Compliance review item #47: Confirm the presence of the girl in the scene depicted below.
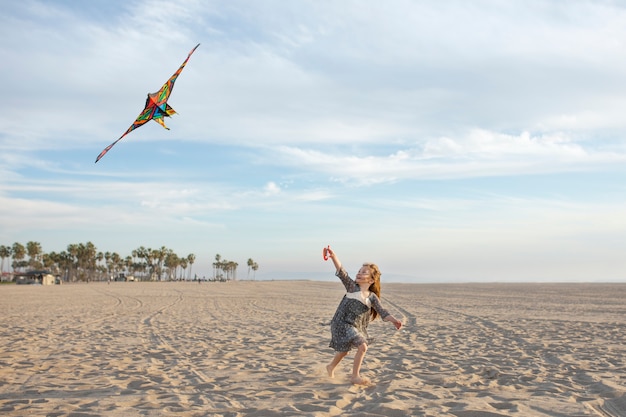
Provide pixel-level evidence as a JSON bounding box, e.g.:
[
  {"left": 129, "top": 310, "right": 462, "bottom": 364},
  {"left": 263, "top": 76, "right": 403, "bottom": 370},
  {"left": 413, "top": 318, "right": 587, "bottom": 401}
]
[{"left": 325, "top": 247, "right": 402, "bottom": 385}]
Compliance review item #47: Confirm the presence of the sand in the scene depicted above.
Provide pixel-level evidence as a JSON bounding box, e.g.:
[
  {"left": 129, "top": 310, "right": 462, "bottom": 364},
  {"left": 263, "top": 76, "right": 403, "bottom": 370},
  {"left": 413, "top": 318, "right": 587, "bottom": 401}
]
[{"left": 0, "top": 280, "right": 625, "bottom": 417}]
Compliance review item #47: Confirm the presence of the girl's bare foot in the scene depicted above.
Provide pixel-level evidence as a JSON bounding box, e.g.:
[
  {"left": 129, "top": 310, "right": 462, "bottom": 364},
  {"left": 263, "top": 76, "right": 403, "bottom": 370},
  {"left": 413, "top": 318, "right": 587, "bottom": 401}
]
[
  {"left": 351, "top": 375, "right": 371, "bottom": 385},
  {"left": 326, "top": 365, "right": 335, "bottom": 378}
]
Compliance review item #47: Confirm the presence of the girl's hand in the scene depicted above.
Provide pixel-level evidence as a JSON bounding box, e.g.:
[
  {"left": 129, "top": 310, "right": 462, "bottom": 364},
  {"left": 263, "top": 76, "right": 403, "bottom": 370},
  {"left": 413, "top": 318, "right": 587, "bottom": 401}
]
[
  {"left": 325, "top": 246, "right": 342, "bottom": 272},
  {"left": 384, "top": 315, "right": 402, "bottom": 330}
]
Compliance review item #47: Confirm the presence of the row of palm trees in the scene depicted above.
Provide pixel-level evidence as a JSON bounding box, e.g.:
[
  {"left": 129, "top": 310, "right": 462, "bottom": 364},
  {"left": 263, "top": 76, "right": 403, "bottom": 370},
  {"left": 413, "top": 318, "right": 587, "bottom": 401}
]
[
  {"left": 0, "top": 242, "right": 255, "bottom": 283},
  {"left": 212, "top": 254, "right": 238, "bottom": 281}
]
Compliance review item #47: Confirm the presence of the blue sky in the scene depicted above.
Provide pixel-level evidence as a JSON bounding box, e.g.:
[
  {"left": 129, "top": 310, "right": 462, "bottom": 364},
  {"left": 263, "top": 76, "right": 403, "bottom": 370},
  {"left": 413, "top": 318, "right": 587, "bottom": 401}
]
[{"left": 2, "top": 0, "right": 626, "bottom": 282}]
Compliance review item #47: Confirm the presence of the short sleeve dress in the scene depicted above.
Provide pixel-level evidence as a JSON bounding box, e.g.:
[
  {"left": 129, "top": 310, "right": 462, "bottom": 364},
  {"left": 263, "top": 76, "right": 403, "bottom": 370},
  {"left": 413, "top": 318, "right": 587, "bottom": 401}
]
[{"left": 329, "top": 267, "right": 390, "bottom": 352}]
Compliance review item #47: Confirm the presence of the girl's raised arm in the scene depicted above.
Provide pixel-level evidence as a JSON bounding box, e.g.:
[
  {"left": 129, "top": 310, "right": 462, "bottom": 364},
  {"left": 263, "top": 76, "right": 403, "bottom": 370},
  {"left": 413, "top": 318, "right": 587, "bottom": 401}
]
[{"left": 326, "top": 247, "right": 342, "bottom": 273}]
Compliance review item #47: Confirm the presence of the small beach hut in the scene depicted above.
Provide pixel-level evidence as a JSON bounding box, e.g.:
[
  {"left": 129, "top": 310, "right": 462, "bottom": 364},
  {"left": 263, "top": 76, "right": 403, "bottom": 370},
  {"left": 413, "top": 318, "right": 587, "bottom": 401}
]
[{"left": 15, "top": 270, "right": 56, "bottom": 285}]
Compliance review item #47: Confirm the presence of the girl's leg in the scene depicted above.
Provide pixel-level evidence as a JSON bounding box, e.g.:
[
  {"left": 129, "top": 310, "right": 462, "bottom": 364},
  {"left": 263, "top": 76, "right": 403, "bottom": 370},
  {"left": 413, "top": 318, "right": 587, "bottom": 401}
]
[
  {"left": 326, "top": 351, "right": 348, "bottom": 378},
  {"left": 351, "top": 342, "right": 370, "bottom": 385}
]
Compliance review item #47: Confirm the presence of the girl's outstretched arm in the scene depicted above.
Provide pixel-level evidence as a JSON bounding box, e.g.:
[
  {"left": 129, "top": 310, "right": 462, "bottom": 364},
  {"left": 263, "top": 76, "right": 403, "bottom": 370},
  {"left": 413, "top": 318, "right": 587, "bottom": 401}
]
[
  {"left": 384, "top": 314, "right": 403, "bottom": 330},
  {"left": 371, "top": 296, "right": 403, "bottom": 330},
  {"left": 327, "top": 247, "right": 342, "bottom": 273}
]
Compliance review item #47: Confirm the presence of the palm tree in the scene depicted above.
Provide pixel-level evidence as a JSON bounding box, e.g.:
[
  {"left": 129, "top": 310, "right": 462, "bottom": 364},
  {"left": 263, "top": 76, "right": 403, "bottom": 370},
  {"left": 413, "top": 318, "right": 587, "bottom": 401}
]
[
  {"left": 187, "top": 253, "right": 195, "bottom": 280},
  {"left": 26, "top": 241, "right": 43, "bottom": 269},
  {"left": 213, "top": 254, "right": 222, "bottom": 281},
  {"left": 252, "top": 261, "right": 259, "bottom": 280},
  {"left": 110, "top": 252, "right": 122, "bottom": 278},
  {"left": 179, "top": 258, "right": 188, "bottom": 280},
  {"left": 226, "top": 261, "right": 238, "bottom": 281},
  {"left": 77, "top": 242, "right": 97, "bottom": 281},
  {"left": 57, "top": 251, "right": 73, "bottom": 282},
  {"left": 67, "top": 244, "right": 78, "bottom": 281},
  {"left": 0, "top": 245, "right": 11, "bottom": 273},
  {"left": 145, "top": 248, "right": 155, "bottom": 280},
  {"left": 125, "top": 256, "right": 133, "bottom": 277},
  {"left": 131, "top": 249, "right": 139, "bottom": 276},
  {"left": 247, "top": 258, "right": 254, "bottom": 280},
  {"left": 164, "top": 251, "right": 179, "bottom": 280},
  {"left": 149, "top": 247, "right": 164, "bottom": 281},
  {"left": 103, "top": 251, "right": 111, "bottom": 276},
  {"left": 134, "top": 246, "right": 148, "bottom": 280},
  {"left": 96, "top": 252, "right": 104, "bottom": 279},
  {"left": 11, "top": 242, "right": 26, "bottom": 272},
  {"left": 42, "top": 252, "right": 60, "bottom": 276},
  {"left": 155, "top": 246, "right": 168, "bottom": 281}
]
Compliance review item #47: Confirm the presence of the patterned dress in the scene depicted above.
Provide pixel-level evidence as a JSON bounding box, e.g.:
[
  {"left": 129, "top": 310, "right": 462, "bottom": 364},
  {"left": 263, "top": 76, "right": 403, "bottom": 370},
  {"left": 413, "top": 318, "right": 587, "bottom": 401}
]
[{"left": 329, "top": 267, "right": 390, "bottom": 352}]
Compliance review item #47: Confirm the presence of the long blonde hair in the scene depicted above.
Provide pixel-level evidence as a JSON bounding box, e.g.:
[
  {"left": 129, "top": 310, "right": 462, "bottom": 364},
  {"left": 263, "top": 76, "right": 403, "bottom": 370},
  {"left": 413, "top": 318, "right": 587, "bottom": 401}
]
[{"left": 363, "top": 263, "right": 382, "bottom": 320}]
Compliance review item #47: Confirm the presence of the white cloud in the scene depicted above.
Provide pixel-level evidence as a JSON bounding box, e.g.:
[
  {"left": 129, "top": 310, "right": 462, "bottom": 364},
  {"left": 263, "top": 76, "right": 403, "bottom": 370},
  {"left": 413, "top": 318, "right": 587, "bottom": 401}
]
[
  {"left": 263, "top": 181, "right": 281, "bottom": 195},
  {"left": 262, "top": 129, "right": 626, "bottom": 185}
]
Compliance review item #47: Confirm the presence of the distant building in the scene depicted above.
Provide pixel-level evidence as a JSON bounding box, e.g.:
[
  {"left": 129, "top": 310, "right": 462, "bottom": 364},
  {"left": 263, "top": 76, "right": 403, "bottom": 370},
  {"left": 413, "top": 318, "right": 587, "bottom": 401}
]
[{"left": 15, "top": 270, "right": 57, "bottom": 285}]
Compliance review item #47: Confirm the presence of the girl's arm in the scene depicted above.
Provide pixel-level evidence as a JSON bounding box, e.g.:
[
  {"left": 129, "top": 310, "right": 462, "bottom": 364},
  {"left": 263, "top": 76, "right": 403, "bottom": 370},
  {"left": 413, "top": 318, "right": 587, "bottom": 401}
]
[
  {"left": 327, "top": 247, "right": 342, "bottom": 273},
  {"left": 371, "top": 296, "right": 403, "bottom": 330},
  {"left": 327, "top": 247, "right": 358, "bottom": 292},
  {"left": 383, "top": 314, "right": 403, "bottom": 330}
]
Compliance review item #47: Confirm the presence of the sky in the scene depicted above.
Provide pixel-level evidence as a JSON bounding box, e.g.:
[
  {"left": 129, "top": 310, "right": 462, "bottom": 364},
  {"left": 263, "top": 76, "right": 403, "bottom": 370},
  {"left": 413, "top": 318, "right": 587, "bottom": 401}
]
[{"left": 2, "top": 0, "right": 626, "bottom": 283}]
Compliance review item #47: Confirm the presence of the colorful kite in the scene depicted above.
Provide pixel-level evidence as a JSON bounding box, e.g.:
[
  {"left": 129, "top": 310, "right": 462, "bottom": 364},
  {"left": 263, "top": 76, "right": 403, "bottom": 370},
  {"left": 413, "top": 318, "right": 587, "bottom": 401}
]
[{"left": 95, "top": 43, "right": 200, "bottom": 163}]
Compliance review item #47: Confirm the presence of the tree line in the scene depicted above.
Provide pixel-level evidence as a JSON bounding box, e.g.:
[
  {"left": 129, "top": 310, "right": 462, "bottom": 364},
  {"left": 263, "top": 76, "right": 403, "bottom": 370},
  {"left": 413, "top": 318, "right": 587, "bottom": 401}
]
[{"left": 0, "top": 242, "right": 258, "bottom": 283}]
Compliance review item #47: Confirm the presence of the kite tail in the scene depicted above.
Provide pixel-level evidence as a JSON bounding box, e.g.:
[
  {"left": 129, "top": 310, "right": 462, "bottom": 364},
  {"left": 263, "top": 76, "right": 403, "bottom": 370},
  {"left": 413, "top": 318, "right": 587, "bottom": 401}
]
[{"left": 95, "top": 135, "right": 125, "bottom": 163}]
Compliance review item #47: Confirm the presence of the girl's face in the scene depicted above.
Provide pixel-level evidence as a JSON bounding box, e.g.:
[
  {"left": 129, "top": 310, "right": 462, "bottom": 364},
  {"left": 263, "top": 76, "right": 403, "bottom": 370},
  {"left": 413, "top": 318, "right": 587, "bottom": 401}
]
[{"left": 356, "top": 266, "right": 374, "bottom": 285}]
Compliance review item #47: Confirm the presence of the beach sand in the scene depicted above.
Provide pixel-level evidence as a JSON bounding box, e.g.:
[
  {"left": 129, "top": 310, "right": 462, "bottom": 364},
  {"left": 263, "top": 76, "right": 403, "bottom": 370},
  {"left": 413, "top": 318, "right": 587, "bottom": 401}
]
[{"left": 1, "top": 280, "right": 625, "bottom": 416}]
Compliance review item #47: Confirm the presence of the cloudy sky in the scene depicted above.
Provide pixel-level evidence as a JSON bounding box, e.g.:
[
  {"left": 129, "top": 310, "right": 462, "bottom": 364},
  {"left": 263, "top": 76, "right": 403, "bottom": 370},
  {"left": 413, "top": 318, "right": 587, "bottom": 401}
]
[{"left": 2, "top": 0, "right": 626, "bottom": 282}]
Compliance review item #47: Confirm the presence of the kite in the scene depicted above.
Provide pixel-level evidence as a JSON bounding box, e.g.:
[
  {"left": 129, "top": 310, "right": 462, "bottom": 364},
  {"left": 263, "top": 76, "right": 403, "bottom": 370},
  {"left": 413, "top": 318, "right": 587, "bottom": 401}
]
[{"left": 95, "top": 43, "right": 200, "bottom": 163}]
